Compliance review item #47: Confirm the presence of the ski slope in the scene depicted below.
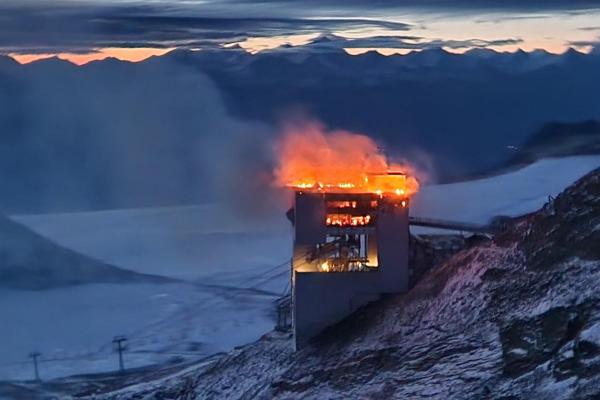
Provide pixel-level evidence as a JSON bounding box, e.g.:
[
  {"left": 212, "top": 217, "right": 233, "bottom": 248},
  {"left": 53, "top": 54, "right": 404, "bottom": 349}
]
[
  {"left": 0, "top": 281, "right": 278, "bottom": 381},
  {"left": 2, "top": 155, "right": 600, "bottom": 381},
  {"left": 410, "top": 155, "right": 600, "bottom": 231},
  {"left": 12, "top": 205, "right": 292, "bottom": 281},
  {"left": 2, "top": 207, "right": 292, "bottom": 381}
]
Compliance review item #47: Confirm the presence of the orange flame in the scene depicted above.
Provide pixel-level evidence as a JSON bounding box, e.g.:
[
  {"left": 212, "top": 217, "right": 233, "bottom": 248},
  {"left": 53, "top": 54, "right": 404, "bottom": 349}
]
[
  {"left": 273, "top": 122, "right": 419, "bottom": 196},
  {"left": 326, "top": 214, "right": 372, "bottom": 226}
]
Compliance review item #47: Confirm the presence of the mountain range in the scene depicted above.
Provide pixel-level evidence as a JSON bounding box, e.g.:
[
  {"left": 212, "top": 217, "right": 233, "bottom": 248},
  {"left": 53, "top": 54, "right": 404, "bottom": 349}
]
[{"left": 0, "top": 47, "right": 599, "bottom": 212}]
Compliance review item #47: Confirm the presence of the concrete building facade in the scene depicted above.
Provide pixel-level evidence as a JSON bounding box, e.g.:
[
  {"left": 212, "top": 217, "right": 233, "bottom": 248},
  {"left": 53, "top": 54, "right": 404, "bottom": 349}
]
[{"left": 291, "top": 191, "right": 410, "bottom": 348}]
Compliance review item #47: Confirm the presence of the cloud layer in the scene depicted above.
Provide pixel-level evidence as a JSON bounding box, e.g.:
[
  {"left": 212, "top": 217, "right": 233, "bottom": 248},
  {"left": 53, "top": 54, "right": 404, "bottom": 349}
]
[
  {"left": 0, "top": 2, "right": 410, "bottom": 53},
  {"left": 1, "top": 0, "right": 600, "bottom": 54},
  {"left": 301, "top": 34, "right": 524, "bottom": 52}
]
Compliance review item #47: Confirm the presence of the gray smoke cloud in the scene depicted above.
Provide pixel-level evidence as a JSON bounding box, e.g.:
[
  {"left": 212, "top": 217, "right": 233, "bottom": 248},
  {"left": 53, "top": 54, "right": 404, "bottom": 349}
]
[{"left": 0, "top": 56, "right": 284, "bottom": 216}]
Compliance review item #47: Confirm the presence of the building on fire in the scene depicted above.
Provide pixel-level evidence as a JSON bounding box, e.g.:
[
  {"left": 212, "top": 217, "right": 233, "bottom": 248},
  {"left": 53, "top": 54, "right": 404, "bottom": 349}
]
[{"left": 287, "top": 173, "right": 412, "bottom": 348}]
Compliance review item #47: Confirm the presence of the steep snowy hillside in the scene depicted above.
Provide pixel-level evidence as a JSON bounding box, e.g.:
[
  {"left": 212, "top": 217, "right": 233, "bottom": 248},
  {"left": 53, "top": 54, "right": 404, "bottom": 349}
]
[
  {"left": 0, "top": 208, "right": 289, "bottom": 382},
  {"left": 0, "top": 281, "right": 278, "bottom": 382},
  {"left": 95, "top": 168, "right": 600, "bottom": 399},
  {"left": 12, "top": 205, "right": 291, "bottom": 281},
  {"left": 411, "top": 155, "right": 600, "bottom": 228},
  {"left": 0, "top": 213, "right": 169, "bottom": 289}
]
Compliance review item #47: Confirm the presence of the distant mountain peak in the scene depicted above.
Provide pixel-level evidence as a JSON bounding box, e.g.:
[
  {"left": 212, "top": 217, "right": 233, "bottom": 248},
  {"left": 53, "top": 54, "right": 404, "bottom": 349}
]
[
  {"left": 563, "top": 47, "right": 586, "bottom": 58},
  {"left": 309, "top": 33, "right": 344, "bottom": 45},
  {"left": 27, "top": 56, "right": 74, "bottom": 67},
  {"left": 504, "top": 120, "right": 600, "bottom": 168},
  {"left": 423, "top": 46, "right": 450, "bottom": 54},
  {"left": 0, "top": 54, "right": 20, "bottom": 68},
  {"left": 465, "top": 47, "right": 500, "bottom": 57}
]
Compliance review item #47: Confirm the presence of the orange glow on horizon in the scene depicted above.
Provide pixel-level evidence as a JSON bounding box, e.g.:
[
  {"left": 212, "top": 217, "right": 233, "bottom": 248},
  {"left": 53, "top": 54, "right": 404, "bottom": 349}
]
[
  {"left": 3, "top": 10, "right": 598, "bottom": 61},
  {"left": 8, "top": 47, "right": 175, "bottom": 66}
]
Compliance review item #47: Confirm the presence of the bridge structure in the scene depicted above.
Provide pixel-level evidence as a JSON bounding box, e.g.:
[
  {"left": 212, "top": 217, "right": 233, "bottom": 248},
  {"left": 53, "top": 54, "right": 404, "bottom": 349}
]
[{"left": 408, "top": 216, "right": 496, "bottom": 234}]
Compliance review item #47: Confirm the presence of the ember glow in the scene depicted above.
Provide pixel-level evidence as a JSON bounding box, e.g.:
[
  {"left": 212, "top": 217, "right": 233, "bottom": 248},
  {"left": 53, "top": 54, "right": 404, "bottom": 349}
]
[
  {"left": 326, "top": 214, "right": 372, "bottom": 227},
  {"left": 273, "top": 122, "right": 419, "bottom": 196}
]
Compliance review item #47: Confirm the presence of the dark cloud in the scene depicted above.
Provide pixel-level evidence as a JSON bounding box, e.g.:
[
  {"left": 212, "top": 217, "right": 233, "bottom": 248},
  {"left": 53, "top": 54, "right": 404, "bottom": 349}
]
[
  {"left": 568, "top": 38, "right": 600, "bottom": 47},
  {"left": 292, "top": 34, "right": 522, "bottom": 53},
  {"left": 473, "top": 14, "right": 554, "bottom": 24},
  {"left": 226, "top": 0, "right": 600, "bottom": 12},
  {"left": 0, "top": 2, "right": 410, "bottom": 54},
  {"left": 3, "top": 0, "right": 598, "bottom": 54}
]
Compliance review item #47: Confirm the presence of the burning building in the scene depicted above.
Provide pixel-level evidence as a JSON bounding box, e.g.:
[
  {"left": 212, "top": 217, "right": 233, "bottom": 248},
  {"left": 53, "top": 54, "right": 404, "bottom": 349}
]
[{"left": 275, "top": 124, "right": 419, "bottom": 348}]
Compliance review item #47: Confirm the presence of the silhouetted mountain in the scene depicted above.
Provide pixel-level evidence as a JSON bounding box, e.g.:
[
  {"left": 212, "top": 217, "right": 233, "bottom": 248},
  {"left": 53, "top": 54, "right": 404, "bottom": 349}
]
[
  {"left": 0, "top": 213, "right": 173, "bottom": 290},
  {"left": 525, "top": 120, "right": 600, "bottom": 153},
  {"left": 453, "top": 120, "right": 600, "bottom": 182},
  {"left": 0, "top": 55, "right": 18, "bottom": 69},
  {"left": 507, "top": 120, "right": 600, "bottom": 167}
]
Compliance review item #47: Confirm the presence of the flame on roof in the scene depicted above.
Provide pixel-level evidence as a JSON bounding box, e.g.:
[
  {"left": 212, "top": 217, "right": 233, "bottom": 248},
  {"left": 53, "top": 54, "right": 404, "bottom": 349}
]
[{"left": 273, "top": 122, "right": 419, "bottom": 196}]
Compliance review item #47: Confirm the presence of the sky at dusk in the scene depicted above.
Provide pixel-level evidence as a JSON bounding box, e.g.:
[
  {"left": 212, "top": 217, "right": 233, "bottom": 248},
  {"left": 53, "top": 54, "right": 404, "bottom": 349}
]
[{"left": 1, "top": 0, "right": 600, "bottom": 64}]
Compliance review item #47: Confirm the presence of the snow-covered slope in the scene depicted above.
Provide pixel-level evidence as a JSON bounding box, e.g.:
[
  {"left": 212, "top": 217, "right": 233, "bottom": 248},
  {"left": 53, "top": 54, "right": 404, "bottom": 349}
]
[
  {"left": 0, "top": 281, "right": 278, "bottom": 382},
  {"left": 91, "top": 168, "right": 600, "bottom": 400},
  {"left": 411, "top": 155, "right": 600, "bottom": 228},
  {"left": 12, "top": 205, "right": 291, "bottom": 281},
  {"left": 1, "top": 207, "right": 291, "bottom": 382},
  {"left": 0, "top": 213, "right": 168, "bottom": 290},
  {"left": 4, "top": 156, "right": 599, "bottom": 386}
]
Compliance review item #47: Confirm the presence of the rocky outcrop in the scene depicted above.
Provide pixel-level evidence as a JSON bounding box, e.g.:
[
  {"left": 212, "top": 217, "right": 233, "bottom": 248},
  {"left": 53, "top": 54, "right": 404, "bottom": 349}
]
[{"left": 409, "top": 234, "right": 487, "bottom": 286}]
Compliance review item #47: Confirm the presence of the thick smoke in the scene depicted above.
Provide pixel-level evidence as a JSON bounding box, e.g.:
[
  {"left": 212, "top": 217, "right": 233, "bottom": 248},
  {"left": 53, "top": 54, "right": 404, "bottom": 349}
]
[
  {"left": 0, "top": 56, "right": 436, "bottom": 218},
  {"left": 0, "top": 57, "right": 280, "bottom": 216}
]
